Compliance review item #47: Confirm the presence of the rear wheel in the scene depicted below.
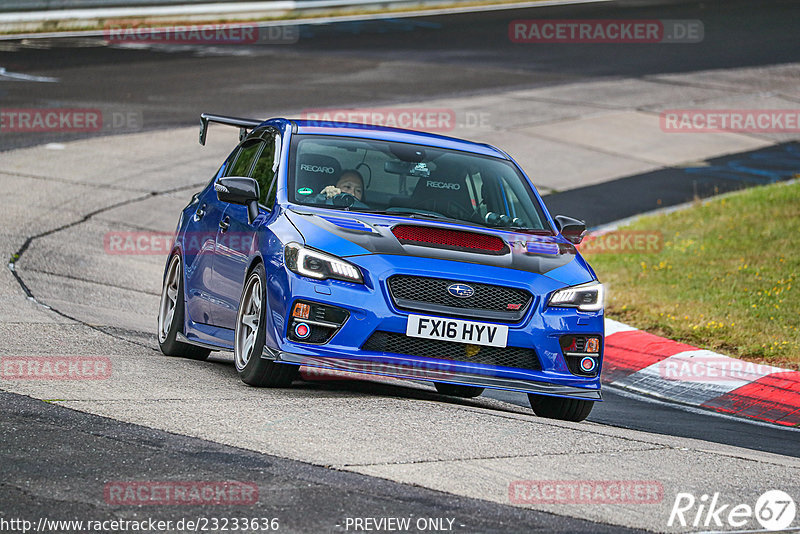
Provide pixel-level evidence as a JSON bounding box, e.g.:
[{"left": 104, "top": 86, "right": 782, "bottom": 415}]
[
  {"left": 434, "top": 382, "right": 485, "bottom": 398},
  {"left": 528, "top": 393, "right": 593, "bottom": 422},
  {"left": 235, "top": 263, "right": 298, "bottom": 387},
  {"left": 157, "top": 253, "right": 211, "bottom": 361}
]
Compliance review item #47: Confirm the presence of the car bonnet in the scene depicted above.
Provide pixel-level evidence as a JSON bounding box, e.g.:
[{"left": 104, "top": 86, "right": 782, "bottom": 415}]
[{"left": 284, "top": 207, "right": 595, "bottom": 285}]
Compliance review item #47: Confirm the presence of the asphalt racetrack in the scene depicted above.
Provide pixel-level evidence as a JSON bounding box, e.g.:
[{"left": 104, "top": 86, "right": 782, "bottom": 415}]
[{"left": 1, "top": 0, "right": 799, "bottom": 532}]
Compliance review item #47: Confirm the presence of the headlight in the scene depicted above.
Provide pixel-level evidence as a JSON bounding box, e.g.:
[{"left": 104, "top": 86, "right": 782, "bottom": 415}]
[
  {"left": 284, "top": 243, "right": 363, "bottom": 284},
  {"left": 548, "top": 281, "right": 604, "bottom": 312}
]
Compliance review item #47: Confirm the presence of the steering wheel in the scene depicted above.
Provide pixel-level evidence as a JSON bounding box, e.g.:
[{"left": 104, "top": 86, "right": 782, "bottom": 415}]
[
  {"left": 443, "top": 201, "right": 479, "bottom": 222},
  {"left": 332, "top": 193, "right": 358, "bottom": 208}
]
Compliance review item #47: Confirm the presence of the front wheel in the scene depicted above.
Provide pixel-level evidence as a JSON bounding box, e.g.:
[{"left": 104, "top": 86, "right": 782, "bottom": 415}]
[
  {"left": 158, "top": 253, "right": 210, "bottom": 361},
  {"left": 235, "top": 263, "right": 298, "bottom": 387},
  {"left": 528, "top": 393, "right": 593, "bottom": 422}
]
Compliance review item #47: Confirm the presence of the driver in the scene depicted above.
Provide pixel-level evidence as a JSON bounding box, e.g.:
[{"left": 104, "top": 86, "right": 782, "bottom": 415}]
[{"left": 320, "top": 170, "right": 364, "bottom": 202}]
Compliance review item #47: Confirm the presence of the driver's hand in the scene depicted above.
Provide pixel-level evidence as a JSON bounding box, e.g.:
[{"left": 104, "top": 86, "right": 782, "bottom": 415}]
[{"left": 322, "top": 185, "right": 341, "bottom": 198}]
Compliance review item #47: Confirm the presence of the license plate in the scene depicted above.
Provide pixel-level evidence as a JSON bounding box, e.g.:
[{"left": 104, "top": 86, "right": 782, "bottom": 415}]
[{"left": 405, "top": 314, "right": 508, "bottom": 348}]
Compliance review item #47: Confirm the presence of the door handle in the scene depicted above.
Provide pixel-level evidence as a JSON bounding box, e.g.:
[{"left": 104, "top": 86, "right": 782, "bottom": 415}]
[
  {"left": 195, "top": 204, "right": 206, "bottom": 220},
  {"left": 219, "top": 216, "right": 230, "bottom": 233}
]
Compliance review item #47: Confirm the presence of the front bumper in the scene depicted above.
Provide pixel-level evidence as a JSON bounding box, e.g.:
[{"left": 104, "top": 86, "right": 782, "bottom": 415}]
[{"left": 265, "top": 254, "right": 604, "bottom": 400}]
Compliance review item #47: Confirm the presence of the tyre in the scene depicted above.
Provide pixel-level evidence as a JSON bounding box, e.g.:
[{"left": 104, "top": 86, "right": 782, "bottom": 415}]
[
  {"left": 434, "top": 382, "right": 485, "bottom": 398},
  {"left": 235, "top": 262, "right": 298, "bottom": 387},
  {"left": 158, "top": 253, "right": 211, "bottom": 360},
  {"left": 528, "top": 393, "right": 593, "bottom": 422}
]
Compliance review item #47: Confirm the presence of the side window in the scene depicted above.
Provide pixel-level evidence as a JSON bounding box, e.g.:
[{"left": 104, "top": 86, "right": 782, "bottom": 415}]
[
  {"left": 251, "top": 131, "right": 279, "bottom": 207},
  {"left": 227, "top": 139, "right": 262, "bottom": 178}
]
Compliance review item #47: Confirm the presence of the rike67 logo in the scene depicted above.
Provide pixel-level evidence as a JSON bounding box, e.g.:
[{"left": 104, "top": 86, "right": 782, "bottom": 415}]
[{"left": 668, "top": 490, "right": 796, "bottom": 531}]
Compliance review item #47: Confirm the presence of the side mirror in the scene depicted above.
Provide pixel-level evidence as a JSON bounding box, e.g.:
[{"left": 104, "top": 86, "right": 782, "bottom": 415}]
[
  {"left": 215, "top": 176, "right": 260, "bottom": 223},
  {"left": 554, "top": 215, "right": 586, "bottom": 244}
]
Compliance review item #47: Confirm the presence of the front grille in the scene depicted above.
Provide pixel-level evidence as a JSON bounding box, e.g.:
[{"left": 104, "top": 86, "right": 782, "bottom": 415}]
[
  {"left": 387, "top": 275, "right": 532, "bottom": 322},
  {"left": 362, "top": 331, "right": 541, "bottom": 371}
]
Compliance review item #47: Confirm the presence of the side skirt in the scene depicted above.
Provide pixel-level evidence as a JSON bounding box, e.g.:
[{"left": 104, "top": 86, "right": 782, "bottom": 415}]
[{"left": 177, "top": 332, "right": 231, "bottom": 352}]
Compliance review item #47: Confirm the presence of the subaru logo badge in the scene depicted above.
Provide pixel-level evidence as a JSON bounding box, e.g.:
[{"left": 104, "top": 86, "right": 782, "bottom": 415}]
[{"left": 447, "top": 284, "right": 474, "bottom": 298}]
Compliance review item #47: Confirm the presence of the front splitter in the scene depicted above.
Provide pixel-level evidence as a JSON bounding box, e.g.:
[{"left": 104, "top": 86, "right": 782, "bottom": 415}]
[{"left": 262, "top": 348, "right": 602, "bottom": 401}]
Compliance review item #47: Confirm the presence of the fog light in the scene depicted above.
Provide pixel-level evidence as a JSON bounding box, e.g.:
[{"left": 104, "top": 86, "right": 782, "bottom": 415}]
[
  {"left": 294, "top": 322, "right": 311, "bottom": 339},
  {"left": 580, "top": 357, "right": 597, "bottom": 373},
  {"left": 288, "top": 300, "right": 350, "bottom": 344}
]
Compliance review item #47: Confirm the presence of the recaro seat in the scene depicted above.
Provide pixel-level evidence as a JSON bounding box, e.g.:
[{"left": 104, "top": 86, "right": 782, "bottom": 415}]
[
  {"left": 399, "top": 167, "right": 473, "bottom": 220},
  {"left": 295, "top": 154, "right": 342, "bottom": 197}
]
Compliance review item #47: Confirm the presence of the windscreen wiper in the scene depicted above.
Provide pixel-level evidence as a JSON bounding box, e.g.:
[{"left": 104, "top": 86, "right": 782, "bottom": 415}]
[{"left": 507, "top": 227, "right": 556, "bottom": 235}]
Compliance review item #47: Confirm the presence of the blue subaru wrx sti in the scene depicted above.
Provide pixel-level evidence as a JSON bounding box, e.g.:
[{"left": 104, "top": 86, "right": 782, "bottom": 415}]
[{"left": 157, "top": 114, "right": 604, "bottom": 422}]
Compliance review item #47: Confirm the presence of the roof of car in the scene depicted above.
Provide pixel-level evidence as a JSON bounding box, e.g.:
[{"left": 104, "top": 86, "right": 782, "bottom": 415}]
[{"left": 264, "top": 118, "right": 510, "bottom": 160}]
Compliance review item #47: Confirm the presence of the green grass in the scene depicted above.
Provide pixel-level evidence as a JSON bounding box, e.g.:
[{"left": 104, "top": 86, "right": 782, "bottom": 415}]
[{"left": 585, "top": 181, "right": 800, "bottom": 368}]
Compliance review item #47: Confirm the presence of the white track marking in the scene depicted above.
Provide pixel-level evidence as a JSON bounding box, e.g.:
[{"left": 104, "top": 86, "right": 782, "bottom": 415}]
[{"left": 0, "top": 67, "right": 58, "bottom": 82}]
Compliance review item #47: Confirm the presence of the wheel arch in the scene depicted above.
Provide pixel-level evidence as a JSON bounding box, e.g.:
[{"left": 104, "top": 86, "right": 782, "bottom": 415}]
[
  {"left": 163, "top": 245, "right": 183, "bottom": 281},
  {"left": 162, "top": 246, "right": 191, "bottom": 336},
  {"left": 242, "top": 252, "right": 286, "bottom": 353},
  {"left": 245, "top": 253, "right": 265, "bottom": 278}
]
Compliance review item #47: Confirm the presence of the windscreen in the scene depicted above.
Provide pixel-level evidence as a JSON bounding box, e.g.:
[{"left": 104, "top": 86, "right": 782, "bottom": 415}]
[{"left": 288, "top": 135, "right": 551, "bottom": 231}]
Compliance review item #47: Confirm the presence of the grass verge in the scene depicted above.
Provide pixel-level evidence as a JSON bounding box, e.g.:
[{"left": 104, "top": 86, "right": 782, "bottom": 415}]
[{"left": 583, "top": 181, "right": 800, "bottom": 368}]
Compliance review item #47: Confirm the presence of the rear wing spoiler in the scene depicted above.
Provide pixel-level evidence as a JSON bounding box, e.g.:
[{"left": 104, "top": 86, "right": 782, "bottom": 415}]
[{"left": 199, "top": 113, "right": 263, "bottom": 145}]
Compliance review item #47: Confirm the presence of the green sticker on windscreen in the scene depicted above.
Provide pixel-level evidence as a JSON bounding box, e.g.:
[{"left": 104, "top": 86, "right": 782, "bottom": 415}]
[{"left": 298, "top": 187, "right": 313, "bottom": 195}]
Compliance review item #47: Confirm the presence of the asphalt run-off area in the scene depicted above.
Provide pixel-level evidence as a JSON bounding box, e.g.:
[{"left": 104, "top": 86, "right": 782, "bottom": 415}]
[{"left": 1, "top": 0, "right": 799, "bottom": 533}]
